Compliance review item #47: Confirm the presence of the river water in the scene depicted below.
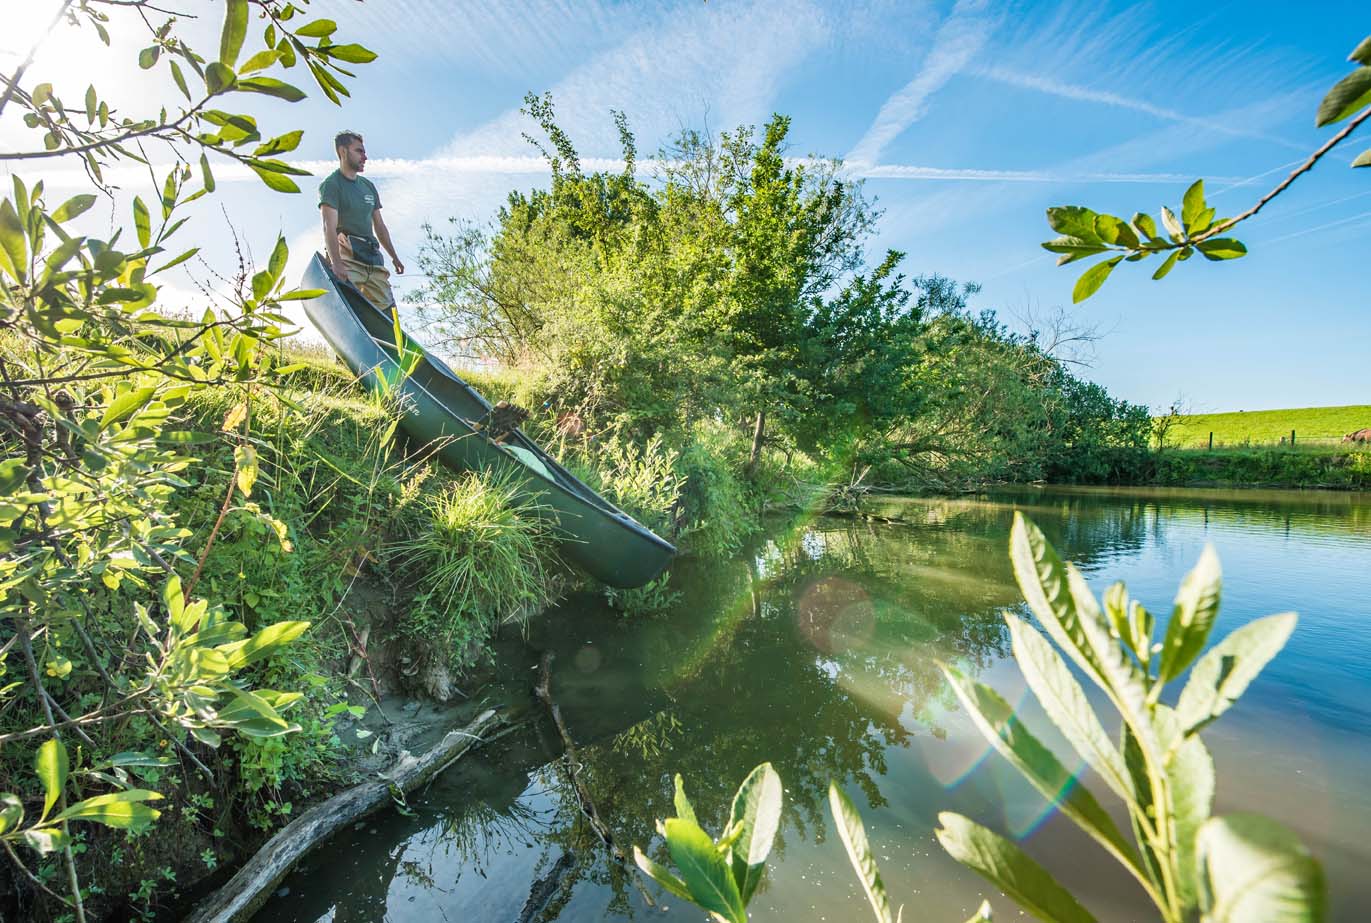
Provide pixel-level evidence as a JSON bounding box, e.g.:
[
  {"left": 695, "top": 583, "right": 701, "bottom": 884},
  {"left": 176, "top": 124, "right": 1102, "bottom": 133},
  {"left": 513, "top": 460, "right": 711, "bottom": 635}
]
[{"left": 254, "top": 486, "right": 1371, "bottom": 923}]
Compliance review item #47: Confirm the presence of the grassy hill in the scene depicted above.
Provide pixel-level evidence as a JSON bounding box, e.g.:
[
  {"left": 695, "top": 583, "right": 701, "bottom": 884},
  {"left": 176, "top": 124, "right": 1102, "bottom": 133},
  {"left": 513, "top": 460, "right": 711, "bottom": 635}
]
[{"left": 1160, "top": 405, "right": 1371, "bottom": 448}]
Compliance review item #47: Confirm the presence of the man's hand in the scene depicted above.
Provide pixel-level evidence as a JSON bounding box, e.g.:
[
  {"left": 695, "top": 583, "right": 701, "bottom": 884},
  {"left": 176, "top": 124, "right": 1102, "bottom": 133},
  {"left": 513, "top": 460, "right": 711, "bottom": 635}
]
[{"left": 393, "top": 257, "right": 405, "bottom": 275}]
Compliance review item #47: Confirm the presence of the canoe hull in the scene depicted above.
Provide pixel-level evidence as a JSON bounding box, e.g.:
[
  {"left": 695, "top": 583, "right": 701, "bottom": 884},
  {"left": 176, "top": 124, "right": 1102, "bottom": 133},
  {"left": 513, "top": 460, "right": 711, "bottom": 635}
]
[{"left": 300, "top": 254, "right": 676, "bottom": 588}]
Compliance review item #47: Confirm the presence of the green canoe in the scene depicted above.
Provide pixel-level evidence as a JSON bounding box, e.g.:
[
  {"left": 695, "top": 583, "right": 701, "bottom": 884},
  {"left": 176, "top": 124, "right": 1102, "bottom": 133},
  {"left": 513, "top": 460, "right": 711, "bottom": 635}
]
[{"left": 300, "top": 253, "right": 676, "bottom": 588}]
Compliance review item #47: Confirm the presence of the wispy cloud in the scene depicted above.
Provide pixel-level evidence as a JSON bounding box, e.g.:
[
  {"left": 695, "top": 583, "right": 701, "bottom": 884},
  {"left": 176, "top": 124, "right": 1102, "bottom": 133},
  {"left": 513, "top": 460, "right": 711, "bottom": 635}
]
[
  {"left": 845, "top": 0, "right": 997, "bottom": 167},
  {"left": 859, "top": 164, "right": 1239, "bottom": 184},
  {"left": 973, "top": 67, "right": 1308, "bottom": 153}
]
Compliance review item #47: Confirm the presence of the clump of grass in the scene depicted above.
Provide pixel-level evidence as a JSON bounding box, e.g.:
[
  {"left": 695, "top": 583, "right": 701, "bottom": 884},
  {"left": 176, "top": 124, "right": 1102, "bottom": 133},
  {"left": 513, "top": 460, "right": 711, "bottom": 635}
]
[{"left": 389, "top": 469, "right": 556, "bottom": 663}]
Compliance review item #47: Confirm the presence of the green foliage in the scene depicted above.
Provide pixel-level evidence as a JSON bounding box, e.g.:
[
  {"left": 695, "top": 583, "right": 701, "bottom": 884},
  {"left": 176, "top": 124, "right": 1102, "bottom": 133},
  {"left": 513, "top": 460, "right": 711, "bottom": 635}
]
[
  {"left": 1045, "top": 33, "right": 1370, "bottom": 301},
  {"left": 1155, "top": 404, "right": 1371, "bottom": 448},
  {"left": 633, "top": 765, "right": 783, "bottom": 923},
  {"left": 0, "top": 2, "right": 377, "bottom": 916}
]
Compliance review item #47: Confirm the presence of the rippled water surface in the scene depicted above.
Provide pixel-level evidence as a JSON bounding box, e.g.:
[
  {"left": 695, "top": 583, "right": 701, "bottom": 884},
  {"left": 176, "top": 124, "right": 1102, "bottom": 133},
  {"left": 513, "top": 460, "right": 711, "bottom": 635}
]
[{"left": 256, "top": 486, "right": 1371, "bottom": 923}]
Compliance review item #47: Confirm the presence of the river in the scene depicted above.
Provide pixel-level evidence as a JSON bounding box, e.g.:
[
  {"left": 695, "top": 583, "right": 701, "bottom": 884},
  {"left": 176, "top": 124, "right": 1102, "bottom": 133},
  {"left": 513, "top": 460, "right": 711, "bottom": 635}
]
[{"left": 254, "top": 486, "right": 1371, "bottom": 923}]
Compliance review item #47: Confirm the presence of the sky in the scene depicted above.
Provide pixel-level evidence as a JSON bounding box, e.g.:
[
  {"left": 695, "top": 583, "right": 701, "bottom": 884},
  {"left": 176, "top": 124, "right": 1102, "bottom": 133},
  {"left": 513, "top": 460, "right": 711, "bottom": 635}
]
[{"left": 2, "top": 0, "right": 1369, "bottom": 413}]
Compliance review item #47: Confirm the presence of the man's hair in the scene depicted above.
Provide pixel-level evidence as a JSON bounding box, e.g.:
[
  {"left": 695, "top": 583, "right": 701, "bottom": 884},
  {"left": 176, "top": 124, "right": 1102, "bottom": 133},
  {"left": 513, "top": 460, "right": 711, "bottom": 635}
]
[{"left": 334, "top": 130, "right": 363, "bottom": 153}]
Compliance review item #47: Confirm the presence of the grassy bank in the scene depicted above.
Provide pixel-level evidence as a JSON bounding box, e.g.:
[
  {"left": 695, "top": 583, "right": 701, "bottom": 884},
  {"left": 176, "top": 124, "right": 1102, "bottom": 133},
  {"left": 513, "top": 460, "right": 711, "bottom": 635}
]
[
  {"left": 1160, "top": 404, "right": 1371, "bottom": 447},
  {"left": 1151, "top": 444, "right": 1371, "bottom": 490}
]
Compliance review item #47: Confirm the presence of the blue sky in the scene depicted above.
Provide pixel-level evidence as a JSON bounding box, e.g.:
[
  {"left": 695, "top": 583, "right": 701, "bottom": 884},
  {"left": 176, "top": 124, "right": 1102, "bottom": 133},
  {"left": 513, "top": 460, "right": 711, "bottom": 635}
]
[{"left": 3, "top": 1, "right": 1369, "bottom": 412}]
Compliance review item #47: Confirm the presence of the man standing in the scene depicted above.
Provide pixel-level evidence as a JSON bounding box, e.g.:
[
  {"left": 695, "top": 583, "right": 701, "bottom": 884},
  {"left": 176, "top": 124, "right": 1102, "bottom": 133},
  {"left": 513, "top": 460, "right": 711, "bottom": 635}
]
[{"left": 319, "top": 130, "right": 404, "bottom": 308}]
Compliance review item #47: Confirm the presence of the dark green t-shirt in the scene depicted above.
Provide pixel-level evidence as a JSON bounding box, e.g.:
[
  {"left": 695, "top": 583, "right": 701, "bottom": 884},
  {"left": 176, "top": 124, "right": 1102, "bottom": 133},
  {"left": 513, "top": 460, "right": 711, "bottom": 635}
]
[{"left": 319, "top": 170, "right": 383, "bottom": 264}]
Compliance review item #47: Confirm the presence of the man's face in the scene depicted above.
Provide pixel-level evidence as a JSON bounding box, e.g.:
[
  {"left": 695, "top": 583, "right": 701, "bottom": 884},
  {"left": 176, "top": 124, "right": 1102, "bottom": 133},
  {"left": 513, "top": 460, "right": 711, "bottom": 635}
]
[{"left": 342, "top": 140, "right": 367, "bottom": 172}]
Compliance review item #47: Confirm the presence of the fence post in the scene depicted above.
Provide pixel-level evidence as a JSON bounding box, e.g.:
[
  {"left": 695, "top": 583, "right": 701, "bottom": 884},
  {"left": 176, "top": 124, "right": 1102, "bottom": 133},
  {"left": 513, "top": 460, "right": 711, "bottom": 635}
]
[
  {"left": 1292, "top": 429, "right": 1296, "bottom": 447},
  {"left": 1208, "top": 431, "right": 1213, "bottom": 450}
]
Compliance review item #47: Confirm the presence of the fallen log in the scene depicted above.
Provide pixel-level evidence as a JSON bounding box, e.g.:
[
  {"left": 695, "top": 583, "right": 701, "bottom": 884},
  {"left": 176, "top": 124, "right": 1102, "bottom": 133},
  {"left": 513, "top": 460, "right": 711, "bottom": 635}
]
[{"left": 186, "top": 707, "right": 502, "bottom": 923}]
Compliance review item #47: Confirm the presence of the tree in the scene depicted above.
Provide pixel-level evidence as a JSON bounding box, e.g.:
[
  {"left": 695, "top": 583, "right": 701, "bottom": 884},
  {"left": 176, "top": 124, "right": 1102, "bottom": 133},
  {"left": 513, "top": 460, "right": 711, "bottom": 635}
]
[{"left": 0, "top": 2, "right": 376, "bottom": 917}]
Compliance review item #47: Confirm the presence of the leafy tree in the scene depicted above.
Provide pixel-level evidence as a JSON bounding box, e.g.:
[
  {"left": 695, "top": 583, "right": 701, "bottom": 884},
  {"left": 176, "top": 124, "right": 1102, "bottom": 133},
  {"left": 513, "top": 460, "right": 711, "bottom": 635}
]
[{"left": 0, "top": 1, "right": 376, "bottom": 917}]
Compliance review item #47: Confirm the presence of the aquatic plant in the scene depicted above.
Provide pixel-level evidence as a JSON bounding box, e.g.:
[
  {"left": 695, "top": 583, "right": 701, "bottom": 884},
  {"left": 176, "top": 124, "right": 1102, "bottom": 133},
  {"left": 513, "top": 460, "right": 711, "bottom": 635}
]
[{"left": 638, "top": 512, "right": 1324, "bottom": 922}]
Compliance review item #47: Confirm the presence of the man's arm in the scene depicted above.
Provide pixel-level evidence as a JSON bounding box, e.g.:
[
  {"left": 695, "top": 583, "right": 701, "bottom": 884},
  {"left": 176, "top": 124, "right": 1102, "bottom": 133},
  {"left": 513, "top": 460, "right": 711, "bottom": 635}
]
[
  {"left": 321, "top": 204, "right": 344, "bottom": 274},
  {"left": 372, "top": 209, "right": 404, "bottom": 275}
]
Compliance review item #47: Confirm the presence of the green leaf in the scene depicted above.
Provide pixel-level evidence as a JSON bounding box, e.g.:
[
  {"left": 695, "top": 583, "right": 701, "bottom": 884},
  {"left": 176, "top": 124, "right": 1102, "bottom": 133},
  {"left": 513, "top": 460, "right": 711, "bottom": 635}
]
[
  {"left": 295, "top": 19, "right": 338, "bottom": 38},
  {"left": 138, "top": 46, "right": 159, "bottom": 69},
  {"left": 1072, "top": 256, "right": 1122, "bottom": 303},
  {"left": 0, "top": 793, "right": 23, "bottom": 835},
  {"left": 1175, "top": 613, "right": 1297, "bottom": 736},
  {"left": 1005, "top": 614, "right": 1132, "bottom": 802},
  {"left": 1352, "top": 148, "right": 1371, "bottom": 168},
  {"left": 251, "top": 269, "right": 273, "bottom": 301},
  {"left": 170, "top": 60, "right": 191, "bottom": 100},
  {"left": 829, "top": 782, "right": 895, "bottom": 923},
  {"left": 1181, "top": 179, "right": 1206, "bottom": 232},
  {"left": 1042, "top": 235, "right": 1109, "bottom": 266},
  {"left": 325, "top": 43, "right": 379, "bottom": 64},
  {"left": 267, "top": 235, "right": 288, "bottom": 285},
  {"left": 100, "top": 385, "right": 156, "bottom": 428},
  {"left": 663, "top": 817, "right": 747, "bottom": 923},
  {"left": 1094, "top": 214, "right": 1138, "bottom": 249},
  {"left": 237, "top": 76, "right": 307, "bottom": 102},
  {"left": 1152, "top": 249, "right": 1182, "bottom": 280},
  {"left": 1046, "top": 206, "right": 1103, "bottom": 243},
  {"left": 21, "top": 826, "right": 68, "bottom": 855},
  {"left": 35, "top": 738, "right": 68, "bottom": 821},
  {"left": 56, "top": 790, "right": 163, "bottom": 832},
  {"left": 215, "top": 687, "right": 294, "bottom": 737},
  {"left": 200, "top": 152, "right": 216, "bottom": 193},
  {"left": 938, "top": 663, "right": 1145, "bottom": 878},
  {"left": 272, "top": 287, "right": 324, "bottom": 301},
  {"left": 218, "top": 619, "right": 310, "bottom": 669},
  {"left": 250, "top": 163, "right": 300, "bottom": 193},
  {"left": 673, "top": 773, "right": 697, "bottom": 825},
  {"left": 52, "top": 194, "right": 96, "bottom": 223},
  {"left": 149, "top": 246, "right": 200, "bottom": 276},
  {"left": 1315, "top": 66, "right": 1371, "bottom": 127},
  {"left": 132, "top": 196, "right": 151, "bottom": 249},
  {"left": 1158, "top": 545, "right": 1222, "bottom": 683},
  {"left": 1196, "top": 238, "right": 1248, "bottom": 261},
  {"left": 254, "top": 129, "right": 304, "bottom": 158},
  {"left": 239, "top": 48, "right": 281, "bottom": 74},
  {"left": 1161, "top": 206, "right": 1184, "bottom": 241},
  {"left": 205, "top": 62, "right": 237, "bottom": 95},
  {"left": 0, "top": 199, "right": 29, "bottom": 282},
  {"left": 1159, "top": 705, "right": 1214, "bottom": 909},
  {"left": 220, "top": 0, "right": 249, "bottom": 68},
  {"left": 1197, "top": 814, "right": 1325, "bottom": 922},
  {"left": 1009, "top": 513, "right": 1105, "bottom": 687},
  {"left": 632, "top": 846, "right": 693, "bottom": 901},
  {"left": 1132, "top": 212, "right": 1161, "bottom": 242},
  {"left": 936, "top": 813, "right": 1097, "bottom": 923},
  {"left": 1352, "top": 36, "right": 1371, "bottom": 66},
  {"left": 726, "top": 762, "right": 782, "bottom": 902}
]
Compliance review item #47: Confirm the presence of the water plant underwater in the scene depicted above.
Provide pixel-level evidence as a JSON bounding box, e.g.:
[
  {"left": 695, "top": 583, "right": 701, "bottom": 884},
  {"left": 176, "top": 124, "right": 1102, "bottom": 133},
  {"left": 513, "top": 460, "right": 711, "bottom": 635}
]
[{"left": 636, "top": 512, "right": 1323, "bottom": 922}]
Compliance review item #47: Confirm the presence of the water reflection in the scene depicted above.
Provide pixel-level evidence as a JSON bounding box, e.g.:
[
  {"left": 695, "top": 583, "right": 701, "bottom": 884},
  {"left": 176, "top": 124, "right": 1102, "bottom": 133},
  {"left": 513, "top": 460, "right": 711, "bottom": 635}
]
[{"left": 255, "top": 486, "right": 1371, "bottom": 923}]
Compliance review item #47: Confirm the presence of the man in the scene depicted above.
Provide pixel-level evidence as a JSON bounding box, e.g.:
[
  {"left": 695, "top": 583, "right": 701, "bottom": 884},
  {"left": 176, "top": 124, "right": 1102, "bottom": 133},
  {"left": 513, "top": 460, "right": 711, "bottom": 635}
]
[{"left": 319, "top": 130, "right": 404, "bottom": 308}]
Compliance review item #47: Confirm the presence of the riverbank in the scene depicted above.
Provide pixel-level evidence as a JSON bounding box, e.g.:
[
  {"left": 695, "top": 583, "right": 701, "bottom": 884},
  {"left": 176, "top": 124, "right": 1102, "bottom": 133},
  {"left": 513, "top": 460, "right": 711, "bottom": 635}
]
[{"left": 1150, "top": 444, "right": 1371, "bottom": 490}]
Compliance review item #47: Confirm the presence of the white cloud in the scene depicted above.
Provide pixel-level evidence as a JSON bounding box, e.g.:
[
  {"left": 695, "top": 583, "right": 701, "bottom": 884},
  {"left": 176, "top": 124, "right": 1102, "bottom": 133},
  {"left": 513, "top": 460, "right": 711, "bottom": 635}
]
[{"left": 845, "top": 0, "right": 998, "bottom": 167}]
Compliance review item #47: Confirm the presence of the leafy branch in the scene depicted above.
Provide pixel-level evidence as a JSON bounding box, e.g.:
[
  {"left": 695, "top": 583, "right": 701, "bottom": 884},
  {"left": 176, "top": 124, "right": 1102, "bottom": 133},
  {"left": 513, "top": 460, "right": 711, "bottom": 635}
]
[{"left": 1046, "top": 34, "right": 1371, "bottom": 302}]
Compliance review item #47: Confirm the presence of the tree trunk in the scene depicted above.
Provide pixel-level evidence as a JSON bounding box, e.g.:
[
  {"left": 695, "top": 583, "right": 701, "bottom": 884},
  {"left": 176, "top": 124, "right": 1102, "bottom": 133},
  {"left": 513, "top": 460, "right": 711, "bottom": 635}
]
[
  {"left": 747, "top": 409, "right": 766, "bottom": 474},
  {"left": 185, "top": 708, "right": 502, "bottom": 923}
]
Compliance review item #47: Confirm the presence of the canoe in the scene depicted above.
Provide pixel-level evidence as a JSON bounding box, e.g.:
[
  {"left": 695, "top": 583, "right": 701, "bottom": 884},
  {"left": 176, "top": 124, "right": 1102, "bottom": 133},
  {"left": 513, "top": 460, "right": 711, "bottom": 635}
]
[{"left": 299, "top": 253, "right": 676, "bottom": 588}]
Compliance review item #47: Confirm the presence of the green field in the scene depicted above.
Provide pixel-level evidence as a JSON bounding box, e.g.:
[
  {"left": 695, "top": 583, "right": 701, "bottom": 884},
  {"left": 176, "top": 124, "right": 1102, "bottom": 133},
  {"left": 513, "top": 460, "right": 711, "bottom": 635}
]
[{"left": 1160, "top": 405, "right": 1371, "bottom": 448}]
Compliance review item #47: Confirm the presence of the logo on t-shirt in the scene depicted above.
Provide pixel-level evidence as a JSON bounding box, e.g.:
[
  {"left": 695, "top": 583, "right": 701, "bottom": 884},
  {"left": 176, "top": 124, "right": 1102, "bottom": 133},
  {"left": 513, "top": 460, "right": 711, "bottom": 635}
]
[{"left": 364, "top": 194, "right": 375, "bottom": 206}]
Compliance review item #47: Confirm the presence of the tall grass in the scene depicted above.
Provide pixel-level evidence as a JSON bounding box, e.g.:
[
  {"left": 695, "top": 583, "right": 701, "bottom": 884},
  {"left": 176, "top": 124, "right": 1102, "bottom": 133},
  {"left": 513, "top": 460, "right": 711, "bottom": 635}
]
[{"left": 389, "top": 469, "right": 557, "bottom": 662}]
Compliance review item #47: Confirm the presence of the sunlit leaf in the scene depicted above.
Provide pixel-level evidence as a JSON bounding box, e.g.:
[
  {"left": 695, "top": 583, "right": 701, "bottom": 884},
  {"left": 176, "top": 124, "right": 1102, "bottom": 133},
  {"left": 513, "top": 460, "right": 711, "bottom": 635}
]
[
  {"left": 1196, "top": 238, "right": 1248, "bottom": 261},
  {"left": 218, "top": 620, "right": 310, "bottom": 669},
  {"left": 1315, "top": 66, "right": 1371, "bottom": 127},
  {"left": 1175, "top": 613, "right": 1297, "bottom": 736},
  {"left": 829, "top": 781, "right": 896, "bottom": 923},
  {"left": 36, "top": 738, "right": 68, "bottom": 821},
  {"left": 1072, "top": 256, "right": 1122, "bottom": 303},
  {"left": 237, "top": 77, "right": 307, "bottom": 102},
  {"left": 727, "top": 762, "right": 782, "bottom": 902},
  {"left": 1181, "top": 180, "right": 1207, "bottom": 232},
  {"left": 220, "top": 0, "right": 249, "bottom": 68},
  {"left": 52, "top": 194, "right": 96, "bottom": 223},
  {"left": 1197, "top": 814, "right": 1325, "bottom": 922},
  {"left": 664, "top": 817, "right": 747, "bottom": 923},
  {"left": 1158, "top": 545, "right": 1222, "bottom": 683},
  {"left": 325, "top": 43, "right": 379, "bottom": 64},
  {"left": 633, "top": 846, "right": 692, "bottom": 900},
  {"left": 1152, "top": 249, "right": 1181, "bottom": 280},
  {"left": 235, "top": 444, "right": 258, "bottom": 497},
  {"left": 56, "top": 789, "right": 163, "bottom": 832},
  {"left": 673, "top": 773, "right": 698, "bottom": 825},
  {"left": 936, "top": 813, "right": 1096, "bottom": 923}
]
